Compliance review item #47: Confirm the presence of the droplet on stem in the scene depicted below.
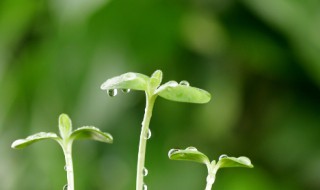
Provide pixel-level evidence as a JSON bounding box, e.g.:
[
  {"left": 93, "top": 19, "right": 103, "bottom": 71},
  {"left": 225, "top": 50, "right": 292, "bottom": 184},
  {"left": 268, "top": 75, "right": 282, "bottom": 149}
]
[
  {"left": 63, "top": 184, "right": 68, "bottom": 190},
  {"left": 143, "top": 167, "right": 148, "bottom": 176},
  {"left": 219, "top": 154, "right": 228, "bottom": 160},
  {"left": 143, "top": 184, "right": 148, "bottom": 190},
  {"left": 145, "top": 129, "right": 151, "bottom": 139},
  {"left": 179, "top": 80, "right": 190, "bottom": 86},
  {"left": 107, "top": 89, "right": 118, "bottom": 97}
]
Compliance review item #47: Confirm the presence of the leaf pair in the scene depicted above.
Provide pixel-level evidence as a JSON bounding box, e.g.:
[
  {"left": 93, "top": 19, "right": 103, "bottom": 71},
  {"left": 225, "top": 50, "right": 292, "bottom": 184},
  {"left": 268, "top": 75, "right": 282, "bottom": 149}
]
[
  {"left": 100, "top": 70, "right": 211, "bottom": 104},
  {"left": 11, "top": 114, "right": 113, "bottom": 149}
]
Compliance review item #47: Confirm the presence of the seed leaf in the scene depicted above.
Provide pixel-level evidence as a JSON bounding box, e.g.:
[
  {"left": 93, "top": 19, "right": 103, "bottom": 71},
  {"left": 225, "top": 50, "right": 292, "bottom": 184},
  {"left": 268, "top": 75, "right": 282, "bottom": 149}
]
[
  {"left": 11, "top": 132, "right": 59, "bottom": 149},
  {"left": 59, "top": 114, "right": 72, "bottom": 139},
  {"left": 217, "top": 156, "right": 254, "bottom": 169},
  {"left": 100, "top": 72, "right": 149, "bottom": 91},
  {"left": 168, "top": 148, "right": 210, "bottom": 164},
  {"left": 156, "top": 81, "right": 211, "bottom": 103},
  {"left": 70, "top": 126, "right": 113, "bottom": 143}
]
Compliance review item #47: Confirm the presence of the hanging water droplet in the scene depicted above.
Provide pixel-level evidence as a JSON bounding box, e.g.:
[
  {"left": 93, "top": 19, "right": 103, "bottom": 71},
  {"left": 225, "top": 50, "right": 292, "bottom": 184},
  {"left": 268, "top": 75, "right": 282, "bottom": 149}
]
[
  {"left": 121, "top": 89, "right": 131, "bottom": 93},
  {"left": 63, "top": 184, "right": 68, "bottom": 190},
  {"left": 107, "top": 89, "right": 118, "bottom": 97},
  {"left": 143, "top": 167, "right": 148, "bottom": 176},
  {"left": 179, "top": 80, "right": 190, "bottom": 86},
  {"left": 143, "top": 184, "right": 148, "bottom": 190},
  {"left": 168, "top": 149, "right": 179, "bottom": 157},
  {"left": 186, "top": 146, "right": 198, "bottom": 151},
  {"left": 64, "top": 165, "right": 67, "bottom": 171},
  {"left": 145, "top": 129, "right": 151, "bottom": 139},
  {"left": 219, "top": 154, "right": 228, "bottom": 160}
]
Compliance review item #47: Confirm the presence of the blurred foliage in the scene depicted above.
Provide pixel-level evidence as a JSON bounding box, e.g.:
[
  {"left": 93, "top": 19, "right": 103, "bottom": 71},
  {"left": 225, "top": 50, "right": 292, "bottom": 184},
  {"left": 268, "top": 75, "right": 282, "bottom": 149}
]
[{"left": 0, "top": 0, "right": 320, "bottom": 189}]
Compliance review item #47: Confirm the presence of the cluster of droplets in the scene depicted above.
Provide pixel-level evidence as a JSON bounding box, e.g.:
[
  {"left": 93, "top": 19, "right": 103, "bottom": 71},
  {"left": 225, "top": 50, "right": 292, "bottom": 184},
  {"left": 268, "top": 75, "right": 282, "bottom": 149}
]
[{"left": 107, "top": 89, "right": 131, "bottom": 97}]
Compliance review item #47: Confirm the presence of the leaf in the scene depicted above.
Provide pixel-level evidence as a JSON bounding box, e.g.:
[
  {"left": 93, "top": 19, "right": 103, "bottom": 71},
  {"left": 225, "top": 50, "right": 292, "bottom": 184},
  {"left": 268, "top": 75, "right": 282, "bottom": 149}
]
[
  {"left": 217, "top": 156, "right": 254, "bottom": 169},
  {"left": 70, "top": 126, "right": 113, "bottom": 143},
  {"left": 11, "top": 132, "right": 59, "bottom": 149},
  {"left": 149, "top": 70, "right": 163, "bottom": 92},
  {"left": 168, "top": 147, "right": 210, "bottom": 164},
  {"left": 100, "top": 72, "right": 150, "bottom": 91},
  {"left": 156, "top": 81, "right": 211, "bottom": 103},
  {"left": 59, "top": 113, "right": 72, "bottom": 139}
]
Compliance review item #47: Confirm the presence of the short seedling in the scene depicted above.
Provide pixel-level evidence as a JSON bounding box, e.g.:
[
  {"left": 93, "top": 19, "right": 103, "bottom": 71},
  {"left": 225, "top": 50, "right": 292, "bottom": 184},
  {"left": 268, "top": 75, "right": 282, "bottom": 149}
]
[
  {"left": 168, "top": 147, "right": 253, "bottom": 190},
  {"left": 101, "top": 70, "right": 211, "bottom": 190},
  {"left": 11, "top": 113, "right": 113, "bottom": 190}
]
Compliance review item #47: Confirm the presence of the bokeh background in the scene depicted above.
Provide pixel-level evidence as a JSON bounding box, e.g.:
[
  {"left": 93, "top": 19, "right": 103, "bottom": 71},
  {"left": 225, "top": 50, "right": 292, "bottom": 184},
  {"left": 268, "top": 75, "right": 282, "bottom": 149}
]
[{"left": 1, "top": 0, "right": 320, "bottom": 189}]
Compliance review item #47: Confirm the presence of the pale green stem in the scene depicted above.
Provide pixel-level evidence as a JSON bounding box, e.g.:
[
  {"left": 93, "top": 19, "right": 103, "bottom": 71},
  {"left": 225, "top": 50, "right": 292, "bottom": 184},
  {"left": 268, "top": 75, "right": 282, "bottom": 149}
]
[
  {"left": 205, "top": 164, "right": 217, "bottom": 190},
  {"left": 61, "top": 141, "right": 74, "bottom": 190},
  {"left": 205, "top": 174, "right": 215, "bottom": 190},
  {"left": 136, "top": 94, "right": 156, "bottom": 190}
]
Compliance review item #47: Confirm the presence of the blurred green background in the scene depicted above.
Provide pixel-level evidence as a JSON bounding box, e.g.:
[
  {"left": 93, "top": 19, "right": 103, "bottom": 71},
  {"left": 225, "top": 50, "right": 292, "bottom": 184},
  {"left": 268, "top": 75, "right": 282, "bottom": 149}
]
[{"left": 1, "top": 0, "right": 320, "bottom": 189}]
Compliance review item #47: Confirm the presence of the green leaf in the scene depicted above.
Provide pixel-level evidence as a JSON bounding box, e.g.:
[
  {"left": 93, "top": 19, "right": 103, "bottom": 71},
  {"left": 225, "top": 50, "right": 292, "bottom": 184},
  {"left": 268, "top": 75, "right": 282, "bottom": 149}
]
[
  {"left": 11, "top": 132, "right": 59, "bottom": 149},
  {"left": 217, "top": 155, "right": 254, "bottom": 169},
  {"left": 100, "top": 72, "right": 150, "bottom": 91},
  {"left": 149, "top": 70, "right": 163, "bottom": 93},
  {"left": 59, "top": 114, "right": 72, "bottom": 139},
  {"left": 156, "top": 81, "right": 211, "bottom": 103},
  {"left": 168, "top": 147, "right": 210, "bottom": 164},
  {"left": 70, "top": 126, "right": 113, "bottom": 143}
]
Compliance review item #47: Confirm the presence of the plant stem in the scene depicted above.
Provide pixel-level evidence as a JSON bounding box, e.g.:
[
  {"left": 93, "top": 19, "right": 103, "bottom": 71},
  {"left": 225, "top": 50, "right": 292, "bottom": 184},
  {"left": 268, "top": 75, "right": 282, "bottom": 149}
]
[
  {"left": 62, "top": 142, "right": 74, "bottom": 190},
  {"left": 205, "top": 174, "right": 215, "bottom": 190},
  {"left": 136, "top": 94, "right": 156, "bottom": 190}
]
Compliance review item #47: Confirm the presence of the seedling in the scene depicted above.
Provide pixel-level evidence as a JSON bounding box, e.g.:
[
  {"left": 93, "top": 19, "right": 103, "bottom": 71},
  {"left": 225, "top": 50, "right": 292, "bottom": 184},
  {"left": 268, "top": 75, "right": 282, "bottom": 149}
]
[
  {"left": 168, "top": 147, "right": 253, "bottom": 190},
  {"left": 101, "top": 70, "right": 211, "bottom": 190},
  {"left": 11, "top": 113, "right": 113, "bottom": 190}
]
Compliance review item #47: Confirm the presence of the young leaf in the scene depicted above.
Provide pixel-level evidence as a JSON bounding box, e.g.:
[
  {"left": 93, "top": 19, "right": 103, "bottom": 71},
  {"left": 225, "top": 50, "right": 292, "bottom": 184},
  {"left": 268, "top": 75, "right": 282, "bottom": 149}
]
[
  {"left": 149, "top": 70, "right": 163, "bottom": 93},
  {"left": 217, "top": 156, "right": 254, "bottom": 169},
  {"left": 11, "top": 132, "right": 59, "bottom": 149},
  {"left": 59, "top": 114, "right": 72, "bottom": 139},
  {"left": 100, "top": 72, "right": 150, "bottom": 91},
  {"left": 156, "top": 81, "right": 211, "bottom": 104},
  {"left": 168, "top": 147, "right": 210, "bottom": 164},
  {"left": 70, "top": 126, "right": 113, "bottom": 143}
]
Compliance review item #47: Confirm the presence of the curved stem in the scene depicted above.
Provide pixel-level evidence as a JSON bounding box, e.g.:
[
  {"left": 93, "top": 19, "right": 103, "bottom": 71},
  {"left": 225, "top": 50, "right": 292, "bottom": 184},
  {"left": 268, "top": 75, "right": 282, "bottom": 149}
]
[
  {"left": 136, "top": 94, "right": 156, "bottom": 190},
  {"left": 62, "top": 142, "right": 74, "bottom": 190}
]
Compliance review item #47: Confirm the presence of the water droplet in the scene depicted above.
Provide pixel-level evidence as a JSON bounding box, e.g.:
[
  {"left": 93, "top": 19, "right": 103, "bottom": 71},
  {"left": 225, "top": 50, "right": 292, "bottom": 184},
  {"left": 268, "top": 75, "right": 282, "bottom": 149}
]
[
  {"left": 64, "top": 165, "right": 67, "bottom": 171},
  {"left": 63, "top": 184, "right": 68, "bottom": 190},
  {"left": 179, "top": 80, "right": 190, "bottom": 86},
  {"left": 107, "top": 89, "right": 117, "bottom": 97},
  {"left": 186, "top": 146, "right": 198, "bottom": 151},
  {"left": 143, "top": 167, "right": 148, "bottom": 176},
  {"left": 144, "top": 129, "right": 151, "bottom": 139},
  {"left": 121, "top": 89, "right": 131, "bottom": 93},
  {"left": 168, "top": 149, "right": 179, "bottom": 157},
  {"left": 143, "top": 184, "right": 148, "bottom": 190},
  {"left": 219, "top": 154, "right": 228, "bottom": 160}
]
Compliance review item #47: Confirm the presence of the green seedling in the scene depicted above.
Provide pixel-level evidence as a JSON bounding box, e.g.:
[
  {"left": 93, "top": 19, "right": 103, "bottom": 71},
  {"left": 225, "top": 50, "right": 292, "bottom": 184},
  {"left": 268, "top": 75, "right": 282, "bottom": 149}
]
[
  {"left": 101, "top": 70, "right": 211, "bottom": 190},
  {"left": 11, "top": 113, "right": 113, "bottom": 190},
  {"left": 168, "top": 147, "right": 253, "bottom": 190}
]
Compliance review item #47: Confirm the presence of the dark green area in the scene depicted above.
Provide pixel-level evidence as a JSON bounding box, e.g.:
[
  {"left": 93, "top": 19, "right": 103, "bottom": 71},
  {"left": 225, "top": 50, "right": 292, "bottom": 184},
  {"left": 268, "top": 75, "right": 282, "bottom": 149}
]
[{"left": 1, "top": 0, "right": 320, "bottom": 189}]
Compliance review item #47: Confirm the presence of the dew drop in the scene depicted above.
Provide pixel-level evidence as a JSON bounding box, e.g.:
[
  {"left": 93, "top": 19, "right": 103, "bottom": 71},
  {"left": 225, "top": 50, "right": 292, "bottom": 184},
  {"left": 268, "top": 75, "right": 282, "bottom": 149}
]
[
  {"left": 63, "top": 184, "right": 68, "bottom": 190},
  {"left": 107, "top": 89, "right": 118, "bottom": 97},
  {"left": 179, "top": 80, "right": 190, "bottom": 86},
  {"left": 145, "top": 129, "right": 151, "bottom": 140},
  {"left": 121, "top": 89, "right": 131, "bottom": 93},
  {"left": 186, "top": 146, "right": 198, "bottom": 151},
  {"left": 64, "top": 165, "right": 67, "bottom": 171},
  {"left": 143, "top": 184, "right": 148, "bottom": 190},
  {"left": 168, "top": 149, "right": 179, "bottom": 157},
  {"left": 143, "top": 167, "right": 148, "bottom": 176},
  {"left": 219, "top": 154, "right": 228, "bottom": 160}
]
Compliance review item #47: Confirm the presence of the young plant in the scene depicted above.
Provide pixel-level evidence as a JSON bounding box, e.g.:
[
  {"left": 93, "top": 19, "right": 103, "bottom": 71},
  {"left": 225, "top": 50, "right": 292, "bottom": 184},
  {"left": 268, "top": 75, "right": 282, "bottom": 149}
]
[
  {"left": 11, "top": 113, "right": 113, "bottom": 190},
  {"left": 100, "top": 70, "right": 211, "bottom": 190},
  {"left": 168, "top": 147, "right": 253, "bottom": 190}
]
